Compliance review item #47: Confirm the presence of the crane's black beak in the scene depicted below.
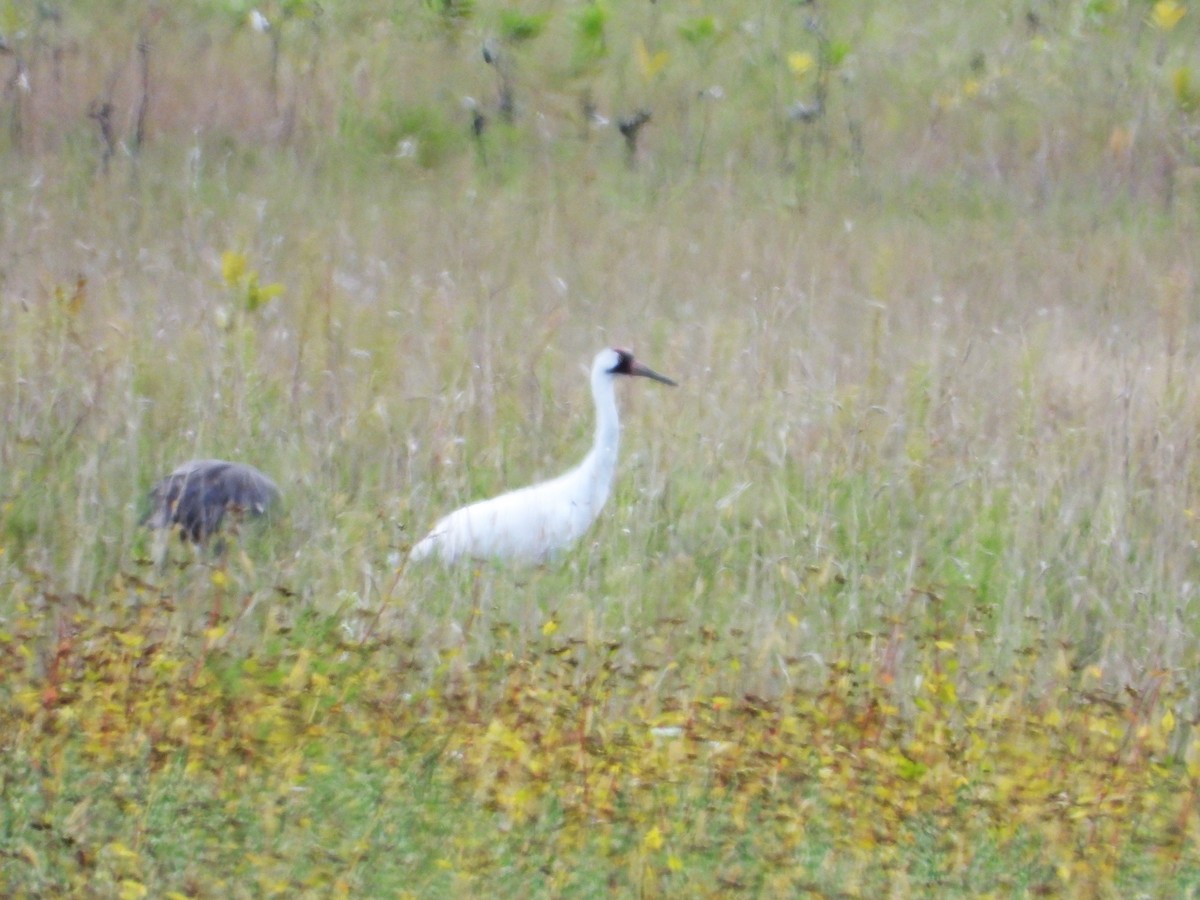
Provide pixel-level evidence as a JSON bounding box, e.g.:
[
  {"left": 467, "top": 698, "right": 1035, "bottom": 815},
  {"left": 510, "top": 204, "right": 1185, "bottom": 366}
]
[{"left": 629, "top": 360, "right": 677, "bottom": 386}]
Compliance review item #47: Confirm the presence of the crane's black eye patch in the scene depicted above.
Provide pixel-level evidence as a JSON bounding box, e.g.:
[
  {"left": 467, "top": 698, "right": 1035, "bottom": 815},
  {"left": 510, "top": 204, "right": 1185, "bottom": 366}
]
[{"left": 609, "top": 349, "right": 634, "bottom": 374}]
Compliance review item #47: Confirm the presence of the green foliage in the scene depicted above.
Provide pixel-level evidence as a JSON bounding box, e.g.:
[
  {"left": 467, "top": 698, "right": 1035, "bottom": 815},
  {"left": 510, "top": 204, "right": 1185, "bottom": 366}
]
[
  {"left": 498, "top": 9, "right": 548, "bottom": 45},
  {"left": 392, "top": 106, "right": 462, "bottom": 169},
  {"left": 279, "top": 0, "right": 321, "bottom": 20},
  {"left": 678, "top": 15, "right": 718, "bottom": 47},
  {"left": 426, "top": 0, "right": 474, "bottom": 27},
  {"left": 1172, "top": 66, "right": 1200, "bottom": 112},
  {"left": 0, "top": 594, "right": 1197, "bottom": 895},
  {"left": 3, "top": 0, "right": 1200, "bottom": 893},
  {"left": 0, "top": 1, "right": 28, "bottom": 36},
  {"left": 221, "top": 251, "right": 283, "bottom": 315},
  {"left": 824, "top": 39, "right": 851, "bottom": 69},
  {"left": 338, "top": 101, "right": 463, "bottom": 169},
  {"left": 1, "top": 493, "right": 38, "bottom": 553},
  {"left": 573, "top": 1, "right": 609, "bottom": 67}
]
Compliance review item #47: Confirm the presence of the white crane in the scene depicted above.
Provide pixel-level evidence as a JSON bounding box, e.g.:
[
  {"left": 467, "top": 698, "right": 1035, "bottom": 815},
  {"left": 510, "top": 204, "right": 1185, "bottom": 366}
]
[
  {"left": 410, "top": 347, "right": 676, "bottom": 565},
  {"left": 143, "top": 459, "right": 280, "bottom": 543}
]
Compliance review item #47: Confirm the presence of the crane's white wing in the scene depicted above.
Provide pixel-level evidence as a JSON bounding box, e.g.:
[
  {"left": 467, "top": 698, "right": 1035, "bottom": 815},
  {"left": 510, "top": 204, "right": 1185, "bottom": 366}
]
[{"left": 410, "top": 466, "right": 600, "bottom": 565}]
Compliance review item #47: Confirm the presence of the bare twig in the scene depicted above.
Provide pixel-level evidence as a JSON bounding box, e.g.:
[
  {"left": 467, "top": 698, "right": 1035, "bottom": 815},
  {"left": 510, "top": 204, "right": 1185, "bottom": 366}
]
[
  {"left": 4, "top": 49, "right": 27, "bottom": 151},
  {"left": 88, "top": 100, "right": 115, "bottom": 173},
  {"left": 132, "top": 28, "right": 151, "bottom": 154},
  {"left": 618, "top": 109, "right": 651, "bottom": 167}
]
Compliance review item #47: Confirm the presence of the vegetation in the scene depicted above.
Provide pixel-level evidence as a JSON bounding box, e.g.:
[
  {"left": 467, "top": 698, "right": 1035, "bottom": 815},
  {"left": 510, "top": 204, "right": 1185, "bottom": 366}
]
[{"left": 3, "top": 0, "right": 1200, "bottom": 894}]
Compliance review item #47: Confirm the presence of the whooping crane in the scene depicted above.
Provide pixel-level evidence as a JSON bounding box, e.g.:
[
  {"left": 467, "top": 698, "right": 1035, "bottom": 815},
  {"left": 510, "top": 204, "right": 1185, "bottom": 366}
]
[
  {"left": 410, "top": 347, "right": 676, "bottom": 565},
  {"left": 144, "top": 459, "right": 280, "bottom": 543}
]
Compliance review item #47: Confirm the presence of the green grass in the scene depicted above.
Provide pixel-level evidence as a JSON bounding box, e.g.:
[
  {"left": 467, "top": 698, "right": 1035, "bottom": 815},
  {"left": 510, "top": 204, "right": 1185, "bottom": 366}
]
[
  {"left": 3, "top": 602, "right": 1198, "bottom": 896},
  {"left": 3, "top": 0, "right": 1200, "bottom": 895}
]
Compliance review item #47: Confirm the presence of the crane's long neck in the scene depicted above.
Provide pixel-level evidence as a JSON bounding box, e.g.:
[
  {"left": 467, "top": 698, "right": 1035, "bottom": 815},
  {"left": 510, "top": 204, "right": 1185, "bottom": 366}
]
[{"left": 581, "top": 369, "right": 620, "bottom": 510}]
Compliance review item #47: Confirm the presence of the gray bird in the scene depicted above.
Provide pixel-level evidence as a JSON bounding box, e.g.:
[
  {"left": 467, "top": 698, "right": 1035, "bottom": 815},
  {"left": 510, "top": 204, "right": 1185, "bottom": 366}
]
[{"left": 144, "top": 459, "right": 280, "bottom": 543}]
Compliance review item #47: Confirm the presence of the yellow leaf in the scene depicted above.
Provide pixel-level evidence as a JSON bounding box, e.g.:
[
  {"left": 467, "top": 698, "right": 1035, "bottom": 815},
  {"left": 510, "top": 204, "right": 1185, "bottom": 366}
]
[
  {"left": 787, "top": 51, "right": 814, "bottom": 77},
  {"left": 245, "top": 276, "right": 284, "bottom": 312},
  {"left": 119, "top": 882, "right": 147, "bottom": 900},
  {"left": 221, "top": 250, "right": 248, "bottom": 285},
  {"left": 56, "top": 276, "right": 87, "bottom": 316},
  {"left": 643, "top": 825, "right": 664, "bottom": 850},
  {"left": 635, "top": 36, "right": 669, "bottom": 81},
  {"left": 210, "top": 569, "right": 229, "bottom": 589},
  {"left": 1152, "top": 0, "right": 1186, "bottom": 30},
  {"left": 1054, "top": 648, "right": 1069, "bottom": 678},
  {"left": 667, "top": 855, "right": 683, "bottom": 871},
  {"left": 1173, "top": 67, "right": 1200, "bottom": 111},
  {"left": 106, "top": 842, "right": 138, "bottom": 861},
  {"left": 1162, "top": 709, "right": 1177, "bottom": 733},
  {"left": 934, "top": 640, "right": 955, "bottom": 651},
  {"left": 542, "top": 618, "right": 558, "bottom": 636},
  {"left": 286, "top": 649, "right": 311, "bottom": 690},
  {"left": 1108, "top": 126, "right": 1133, "bottom": 158}
]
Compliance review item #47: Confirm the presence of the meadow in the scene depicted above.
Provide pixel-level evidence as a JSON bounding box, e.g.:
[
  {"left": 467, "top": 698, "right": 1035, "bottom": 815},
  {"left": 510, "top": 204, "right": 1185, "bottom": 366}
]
[{"left": 2, "top": 0, "right": 1200, "bottom": 895}]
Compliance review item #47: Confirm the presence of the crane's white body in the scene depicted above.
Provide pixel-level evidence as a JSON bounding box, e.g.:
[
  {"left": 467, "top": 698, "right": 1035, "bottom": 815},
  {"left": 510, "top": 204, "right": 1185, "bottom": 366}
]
[{"left": 410, "top": 348, "right": 673, "bottom": 565}]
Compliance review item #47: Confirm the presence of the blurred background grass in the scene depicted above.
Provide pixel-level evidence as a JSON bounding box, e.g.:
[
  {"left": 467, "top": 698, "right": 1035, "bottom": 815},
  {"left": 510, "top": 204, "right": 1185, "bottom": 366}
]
[
  {"left": 3, "top": 0, "right": 1197, "bottom": 676},
  {"left": 2, "top": 0, "right": 1200, "bottom": 890}
]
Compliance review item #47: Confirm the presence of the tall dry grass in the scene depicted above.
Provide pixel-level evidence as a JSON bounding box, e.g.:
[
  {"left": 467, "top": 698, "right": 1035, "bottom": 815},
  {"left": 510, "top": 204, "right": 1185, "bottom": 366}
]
[{"left": 0, "top": 0, "right": 1198, "bottom": 698}]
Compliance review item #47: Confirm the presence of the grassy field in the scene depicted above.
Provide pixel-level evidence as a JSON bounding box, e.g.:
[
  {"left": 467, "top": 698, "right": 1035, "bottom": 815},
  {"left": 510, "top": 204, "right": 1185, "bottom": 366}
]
[{"left": 3, "top": 0, "right": 1200, "bottom": 895}]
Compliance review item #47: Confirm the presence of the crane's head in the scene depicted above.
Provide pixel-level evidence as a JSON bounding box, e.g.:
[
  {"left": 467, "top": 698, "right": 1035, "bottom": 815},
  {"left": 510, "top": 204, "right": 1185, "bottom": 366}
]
[{"left": 599, "top": 347, "right": 677, "bottom": 386}]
